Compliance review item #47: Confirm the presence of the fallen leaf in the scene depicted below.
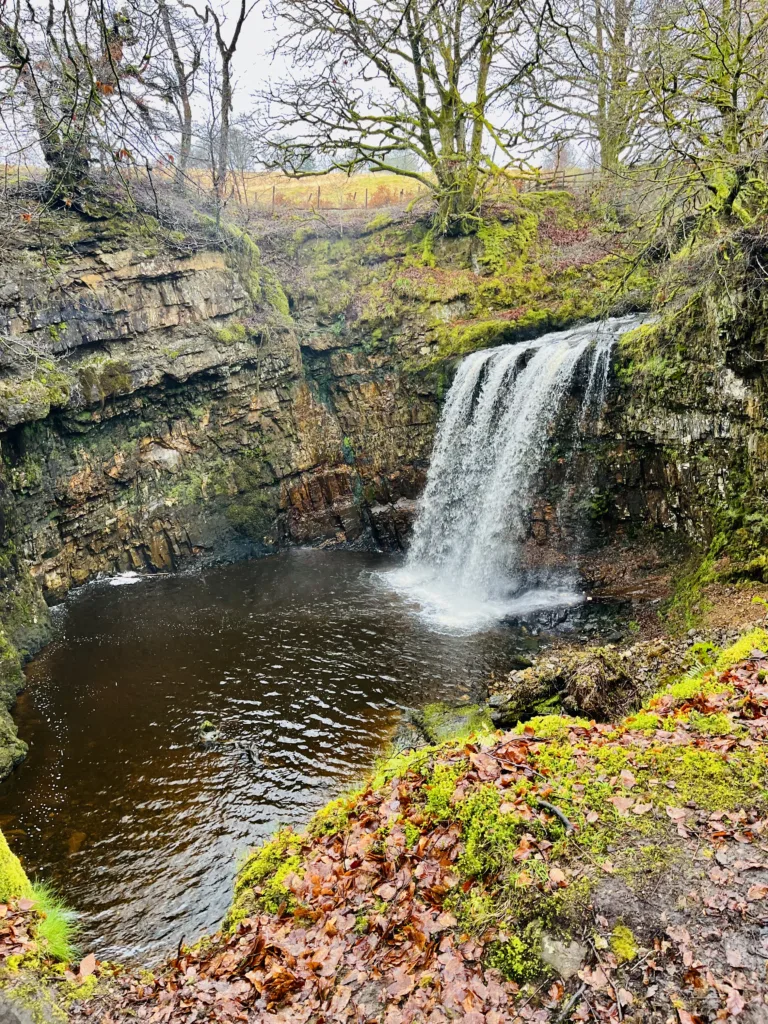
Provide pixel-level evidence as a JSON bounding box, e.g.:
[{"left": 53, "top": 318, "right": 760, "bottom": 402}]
[
  {"left": 620, "top": 769, "right": 637, "bottom": 789},
  {"left": 725, "top": 947, "right": 744, "bottom": 968},
  {"left": 733, "top": 859, "right": 764, "bottom": 871},
  {"left": 677, "top": 1010, "right": 703, "bottom": 1024},
  {"left": 632, "top": 802, "right": 653, "bottom": 815},
  {"left": 387, "top": 967, "right": 416, "bottom": 999},
  {"left": 585, "top": 810, "right": 599, "bottom": 824},
  {"left": 78, "top": 953, "right": 97, "bottom": 979},
  {"left": 725, "top": 986, "right": 746, "bottom": 1016},
  {"left": 666, "top": 806, "right": 688, "bottom": 821},
  {"left": 580, "top": 964, "right": 609, "bottom": 990},
  {"left": 747, "top": 883, "right": 768, "bottom": 901},
  {"left": 608, "top": 795, "right": 634, "bottom": 814}
]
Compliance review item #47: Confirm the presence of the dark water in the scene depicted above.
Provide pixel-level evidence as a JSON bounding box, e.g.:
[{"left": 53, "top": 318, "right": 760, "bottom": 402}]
[{"left": 0, "top": 550, "right": 542, "bottom": 963}]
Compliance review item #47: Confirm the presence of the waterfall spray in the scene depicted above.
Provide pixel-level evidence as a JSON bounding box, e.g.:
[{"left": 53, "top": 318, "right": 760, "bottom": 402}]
[{"left": 389, "top": 315, "right": 643, "bottom": 629}]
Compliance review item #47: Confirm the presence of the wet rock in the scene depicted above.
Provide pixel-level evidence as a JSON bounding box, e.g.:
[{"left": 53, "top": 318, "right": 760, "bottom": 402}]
[
  {"left": 390, "top": 703, "right": 492, "bottom": 752},
  {"left": 368, "top": 498, "right": 419, "bottom": 551},
  {"left": 0, "top": 992, "right": 36, "bottom": 1024},
  {"left": 416, "top": 702, "right": 492, "bottom": 744},
  {"left": 197, "top": 720, "right": 222, "bottom": 748},
  {"left": 390, "top": 715, "right": 428, "bottom": 753}
]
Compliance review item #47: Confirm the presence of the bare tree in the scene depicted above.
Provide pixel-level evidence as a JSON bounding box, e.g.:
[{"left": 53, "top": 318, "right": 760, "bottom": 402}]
[
  {"left": 182, "top": 0, "right": 255, "bottom": 212},
  {"left": 0, "top": 0, "right": 170, "bottom": 194},
  {"left": 519, "top": 0, "right": 656, "bottom": 172},
  {"left": 155, "top": 0, "right": 206, "bottom": 189},
  {"left": 645, "top": 0, "right": 768, "bottom": 229},
  {"left": 255, "top": 0, "right": 542, "bottom": 234}
]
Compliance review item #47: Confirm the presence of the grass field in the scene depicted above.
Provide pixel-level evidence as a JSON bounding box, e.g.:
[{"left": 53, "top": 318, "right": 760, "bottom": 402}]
[{"left": 205, "top": 169, "right": 431, "bottom": 211}]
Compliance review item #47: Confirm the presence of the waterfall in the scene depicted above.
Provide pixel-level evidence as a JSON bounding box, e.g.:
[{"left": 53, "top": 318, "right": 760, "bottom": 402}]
[{"left": 389, "top": 315, "right": 643, "bottom": 629}]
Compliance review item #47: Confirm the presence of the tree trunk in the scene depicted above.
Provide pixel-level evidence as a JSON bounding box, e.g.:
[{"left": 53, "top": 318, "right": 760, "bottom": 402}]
[
  {"left": 216, "top": 58, "right": 231, "bottom": 209},
  {"left": 159, "top": 0, "right": 193, "bottom": 192}
]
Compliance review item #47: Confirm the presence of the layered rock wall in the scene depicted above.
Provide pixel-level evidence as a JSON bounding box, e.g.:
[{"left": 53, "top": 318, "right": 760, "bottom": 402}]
[{"left": 0, "top": 231, "right": 439, "bottom": 613}]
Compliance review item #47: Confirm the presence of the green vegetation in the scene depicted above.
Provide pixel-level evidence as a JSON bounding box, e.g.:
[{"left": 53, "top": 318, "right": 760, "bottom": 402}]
[
  {"left": 29, "top": 883, "right": 78, "bottom": 963},
  {"left": 610, "top": 924, "right": 638, "bottom": 963},
  {"left": 226, "top": 621, "right": 768, "bottom": 998},
  {"left": 228, "top": 828, "right": 303, "bottom": 927},
  {"left": 214, "top": 320, "right": 248, "bottom": 345},
  {"left": 487, "top": 930, "right": 545, "bottom": 983},
  {"left": 77, "top": 358, "right": 132, "bottom": 402},
  {"left": 0, "top": 831, "right": 76, "bottom": 963},
  {"left": 0, "top": 830, "right": 32, "bottom": 903},
  {"left": 714, "top": 628, "right": 768, "bottom": 670}
]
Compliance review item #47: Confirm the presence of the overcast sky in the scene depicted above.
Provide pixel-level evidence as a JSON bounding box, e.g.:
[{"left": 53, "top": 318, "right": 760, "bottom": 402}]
[{"left": 224, "top": 2, "right": 286, "bottom": 114}]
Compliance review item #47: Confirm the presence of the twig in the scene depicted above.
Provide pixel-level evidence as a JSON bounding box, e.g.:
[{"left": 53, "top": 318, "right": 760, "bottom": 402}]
[
  {"left": 537, "top": 799, "right": 575, "bottom": 833},
  {"left": 510, "top": 978, "right": 551, "bottom": 1024},
  {"left": 557, "top": 982, "right": 587, "bottom": 1022}
]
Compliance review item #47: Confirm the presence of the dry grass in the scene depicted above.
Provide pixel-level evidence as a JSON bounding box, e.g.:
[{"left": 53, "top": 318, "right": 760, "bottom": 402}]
[{"left": 189, "top": 169, "right": 431, "bottom": 211}]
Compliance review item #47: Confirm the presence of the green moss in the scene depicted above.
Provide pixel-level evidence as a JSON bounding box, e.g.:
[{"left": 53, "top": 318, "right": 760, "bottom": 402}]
[
  {"left": 370, "top": 746, "right": 436, "bottom": 790},
  {"left": 661, "top": 673, "right": 733, "bottom": 703},
  {"left": 214, "top": 321, "right": 248, "bottom": 345},
  {"left": 715, "top": 628, "right": 768, "bottom": 671},
  {"left": 261, "top": 268, "right": 290, "bottom": 317},
  {"left": 688, "top": 711, "right": 734, "bottom": 736},
  {"left": 76, "top": 358, "right": 131, "bottom": 401},
  {"left": 403, "top": 821, "right": 420, "bottom": 847},
  {"left": 477, "top": 213, "right": 538, "bottom": 275},
  {"left": 307, "top": 789, "right": 363, "bottom": 837},
  {"left": 624, "top": 712, "right": 661, "bottom": 732},
  {"left": 0, "top": 830, "right": 32, "bottom": 902},
  {"left": 515, "top": 714, "right": 592, "bottom": 740},
  {"left": 487, "top": 928, "right": 545, "bottom": 983},
  {"left": 420, "top": 702, "right": 493, "bottom": 744},
  {"left": 647, "top": 745, "right": 766, "bottom": 809},
  {"left": 424, "top": 761, "right": 466, "bottom": 820},
  {"left": 228, "top": 829, "right": 303, "bottom": 927},
  {"left": 457, "top": 785, "right": 531, "bottom": 878},
  {"left": 225, "top": 488, "right": 279, "bottom": 545},
  {"left": 364, "top": 213, "right": 394, "bottom": 233},
  {"left": 610, "top": 923, "right": 638, "bottom": 963}
]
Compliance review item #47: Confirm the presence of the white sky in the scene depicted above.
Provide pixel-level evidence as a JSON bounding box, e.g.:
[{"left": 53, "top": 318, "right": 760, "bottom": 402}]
[{"left": 223, "top": 3, "right": 287, "bottom": 114}]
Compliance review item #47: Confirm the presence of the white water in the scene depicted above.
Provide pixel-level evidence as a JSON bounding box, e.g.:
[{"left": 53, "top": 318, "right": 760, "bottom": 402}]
[{"left": 390, "top": 316, "right": 643, "bottom": 630}]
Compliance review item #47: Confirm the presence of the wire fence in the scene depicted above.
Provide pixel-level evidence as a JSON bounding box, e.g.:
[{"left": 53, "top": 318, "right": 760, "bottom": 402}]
[{"left": 0, "top": 161, "right": 608, "bottom": 238}]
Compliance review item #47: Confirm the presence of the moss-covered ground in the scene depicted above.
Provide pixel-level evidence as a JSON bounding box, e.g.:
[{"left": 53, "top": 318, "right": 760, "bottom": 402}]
[{"left": 286, "top": 190, "right": 652, "bottom": 372}]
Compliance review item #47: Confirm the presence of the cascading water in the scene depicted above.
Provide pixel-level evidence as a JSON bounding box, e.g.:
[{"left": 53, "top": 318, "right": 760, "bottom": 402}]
[{"left": 389, "top": 315, "right": 644, "bottom": 629}]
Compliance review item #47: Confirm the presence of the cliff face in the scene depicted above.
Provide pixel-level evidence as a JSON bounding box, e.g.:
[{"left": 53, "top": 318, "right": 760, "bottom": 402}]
[
  {"left": 0, "top": 204, "right": 751, "bottom": 621},
  {"left": 0, "top": 232, "right": 439, "bottom": 608}
]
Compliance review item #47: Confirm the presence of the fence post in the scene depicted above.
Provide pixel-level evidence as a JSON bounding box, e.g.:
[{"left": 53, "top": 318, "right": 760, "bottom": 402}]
[
  {"left": 271, "top": 184, "right": 276, "bottom": 215},
  {"left": 365, "top": 188, "right": 368, "bottom": 209},
  {"left": 317, "top": 185, "right": 321, "bottom": 210}
]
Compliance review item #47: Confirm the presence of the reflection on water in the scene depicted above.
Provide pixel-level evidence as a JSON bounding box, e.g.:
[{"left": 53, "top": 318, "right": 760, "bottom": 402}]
[{"left": 0, "top": 550, "right": 541, "bottom": 962}]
